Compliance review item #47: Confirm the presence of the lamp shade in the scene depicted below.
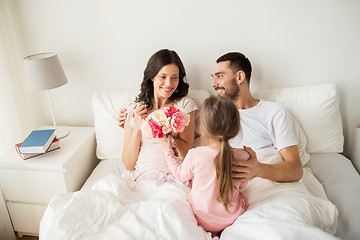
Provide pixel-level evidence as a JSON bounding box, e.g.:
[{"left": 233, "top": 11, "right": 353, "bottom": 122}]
[{"left": 24, "top": 52, "right": 68, "bottom": 91}]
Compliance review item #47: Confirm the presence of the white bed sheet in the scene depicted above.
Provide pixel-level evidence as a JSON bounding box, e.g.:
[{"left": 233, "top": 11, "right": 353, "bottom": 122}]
[
  {"left": 78, "top": 154, "right": 360, "bottom": 240},
  {"left": 40, "top": 150, "right": 340, "bottom": 240}
]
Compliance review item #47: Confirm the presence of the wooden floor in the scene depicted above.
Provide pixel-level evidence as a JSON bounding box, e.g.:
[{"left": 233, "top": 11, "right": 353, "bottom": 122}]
[{"left": 15, "top": 232, "right": 39, "bottom": 240}]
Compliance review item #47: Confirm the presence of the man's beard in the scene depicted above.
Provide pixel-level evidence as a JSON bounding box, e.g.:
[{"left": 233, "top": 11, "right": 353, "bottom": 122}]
[{"left": 225, "top": 77, "right": 240, "bottom": 100}]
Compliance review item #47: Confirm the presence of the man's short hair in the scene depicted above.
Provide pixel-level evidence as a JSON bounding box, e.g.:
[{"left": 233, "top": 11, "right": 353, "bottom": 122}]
[{"left": 216, "top": 52, "right": 252, "bottom": 84}]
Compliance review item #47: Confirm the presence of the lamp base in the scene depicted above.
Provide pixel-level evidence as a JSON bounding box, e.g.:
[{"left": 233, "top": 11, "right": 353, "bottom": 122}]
[{"left": 56, "top": 129, "right": 69, "bottom": 139}]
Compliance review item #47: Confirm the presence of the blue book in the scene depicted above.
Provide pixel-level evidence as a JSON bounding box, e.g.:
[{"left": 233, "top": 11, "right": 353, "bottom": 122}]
[{"left": 19, "top": 129, "right": 56, "bottom": 154}]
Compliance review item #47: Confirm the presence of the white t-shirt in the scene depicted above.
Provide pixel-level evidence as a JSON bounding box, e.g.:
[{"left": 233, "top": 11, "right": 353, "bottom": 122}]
[{"left": 230, "top": 99, "right": 297, "bottom": 151}]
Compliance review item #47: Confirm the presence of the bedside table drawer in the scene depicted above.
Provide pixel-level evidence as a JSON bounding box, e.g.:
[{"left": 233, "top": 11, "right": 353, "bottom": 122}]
[
  {"left": 7, "top": 202, "right": 46, "bottom": 234},
  {"left": 0, "top": 169, "right": 67, "bottom": 204}
]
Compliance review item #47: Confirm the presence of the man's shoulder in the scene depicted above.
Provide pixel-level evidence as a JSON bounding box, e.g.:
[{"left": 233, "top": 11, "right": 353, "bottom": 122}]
[
  {"left": 259, "top": 99, "right": 286, "bottom": 110},
  {"left": 261, "top": 99, "right": 287, "bottom": 112},
  {"left": 249, "top": 99, "right": 286, "bottom": 114},
  {"left": 259, "top": 100, "right": 294, "bottom": 128}
]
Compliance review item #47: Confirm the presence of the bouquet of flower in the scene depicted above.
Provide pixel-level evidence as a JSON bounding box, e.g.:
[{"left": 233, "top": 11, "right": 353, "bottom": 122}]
[{"left": 140, "top": 106, "right": 190, "bottom": 139}]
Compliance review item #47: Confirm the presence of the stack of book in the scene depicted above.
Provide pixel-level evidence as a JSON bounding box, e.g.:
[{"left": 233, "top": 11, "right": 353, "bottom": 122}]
[{"left": 15, "top": 129, "right": 61, "bottom": 160}]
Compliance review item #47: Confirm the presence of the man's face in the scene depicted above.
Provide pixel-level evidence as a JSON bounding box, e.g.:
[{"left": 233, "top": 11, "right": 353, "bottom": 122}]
[{"left": 211, "top": 61, "right": 240, "bottom": 100}]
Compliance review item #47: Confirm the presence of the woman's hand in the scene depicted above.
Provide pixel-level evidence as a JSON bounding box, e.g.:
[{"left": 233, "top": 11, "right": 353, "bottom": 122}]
[
  {"left": 118, "top": 104, "right": 148, "bottom": 129},
  {"left": 172, "top": 110, "right": 197, "bottom": 160},
  {"left": 132, "top": 103, "right": 148, "bottom": 128},
  {"left": 121, "top": 103, "right": 148, "bottom": 171}
]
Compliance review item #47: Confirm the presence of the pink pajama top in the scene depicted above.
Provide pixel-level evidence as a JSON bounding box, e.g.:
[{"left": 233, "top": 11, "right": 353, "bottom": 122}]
[
  {"left": 165, "top": 146, "right": 249, "bottom": 233},
  {"left": 129, "top": 97, "right": 198, "bottom": 180}
]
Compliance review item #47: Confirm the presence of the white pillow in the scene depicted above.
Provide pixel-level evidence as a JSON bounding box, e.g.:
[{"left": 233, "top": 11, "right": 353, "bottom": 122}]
[
  {"left": 292, "top": 116, "right": 311, "bottom": 165},
  {"left": 92, "top": 90, "right": 210, "bottom": 160},
  {"left": 254, "top": 83, "right": 343, "bottom": 154},
  {"left": 93, "top": 83, "right": 343, "bottom": 161}
]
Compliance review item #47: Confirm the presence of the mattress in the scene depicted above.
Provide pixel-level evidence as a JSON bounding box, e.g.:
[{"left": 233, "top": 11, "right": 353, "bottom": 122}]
[
  {"left": 306, "top": 153, "right": 360, "bottom": 240},
  {"left": 81, "top": 159, "right": 119, "bottom": 191}
]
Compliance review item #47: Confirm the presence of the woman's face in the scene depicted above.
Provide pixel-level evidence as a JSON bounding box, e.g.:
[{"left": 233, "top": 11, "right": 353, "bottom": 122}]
[{"left": 152, "top": 63, "right": 179, "bottom": 100}]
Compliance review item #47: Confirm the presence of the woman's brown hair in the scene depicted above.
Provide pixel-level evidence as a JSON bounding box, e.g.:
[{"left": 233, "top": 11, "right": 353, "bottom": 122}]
[
  {"left": 200, "top": 95, "right": 240, "bottom": 212},
  {"left": 135, "top": 49, "right": 189, "bottom": 110}
]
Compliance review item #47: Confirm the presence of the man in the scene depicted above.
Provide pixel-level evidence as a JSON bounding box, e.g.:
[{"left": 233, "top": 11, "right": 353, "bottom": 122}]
[
  {"left": 118, "top": 52, "right": 303, "bottom": 182},
  {"left": 212, "top": 52, "right": 303, "bottom": 182}
]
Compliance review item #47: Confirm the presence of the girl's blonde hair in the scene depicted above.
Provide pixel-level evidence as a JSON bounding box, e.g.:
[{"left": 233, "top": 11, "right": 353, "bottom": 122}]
[{"left": 200, "top": 95, "right": 240, "bottom": 212}]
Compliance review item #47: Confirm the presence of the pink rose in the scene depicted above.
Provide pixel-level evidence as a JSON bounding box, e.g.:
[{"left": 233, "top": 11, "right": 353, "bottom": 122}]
[
  {"left": 171, "top": 112, "right": 187, "bottom": 133},
  {"left": 162, "top": 118, "right": 172, "bottom": 135},
  {"left": 163, "top": 106, "right": 179, "bottom": 117},
  {"left": 149, "top": 119, "right": 164, "bottom": 138}
]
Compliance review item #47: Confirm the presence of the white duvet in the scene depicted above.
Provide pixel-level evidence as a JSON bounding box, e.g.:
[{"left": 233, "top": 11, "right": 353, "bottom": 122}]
[{"left": 40, "top": 149, "right": 339, "bottom": 240}]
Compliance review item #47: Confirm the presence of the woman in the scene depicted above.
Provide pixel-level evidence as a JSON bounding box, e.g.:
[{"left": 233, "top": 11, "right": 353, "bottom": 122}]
[{"left": 122, "top": 49, "right": 198, "bottom": 181}]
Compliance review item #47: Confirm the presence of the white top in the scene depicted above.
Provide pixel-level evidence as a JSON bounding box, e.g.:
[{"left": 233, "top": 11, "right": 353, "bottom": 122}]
[
  {"left": 127, "top": 97, "right": 198, "bottom": 179},
  {"left": 230, "top": 100, "right": 297, "bottom": 151}
]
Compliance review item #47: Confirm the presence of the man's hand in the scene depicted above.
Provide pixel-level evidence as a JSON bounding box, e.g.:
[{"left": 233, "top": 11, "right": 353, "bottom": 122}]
[
  {"left": 232, "top": 146, "right": 260, "bottom": 182},
  {"left": 118, "top": 104, "right": 148, "bottom": 129},
  {"left": 132, "top": 104, "right": 148, "bottom": 128},
  {"left": 118, "top": 108, "right": 128, "bottom": 128}
]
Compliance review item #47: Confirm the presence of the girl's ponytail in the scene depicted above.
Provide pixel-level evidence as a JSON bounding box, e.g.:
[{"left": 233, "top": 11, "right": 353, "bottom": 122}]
[
  {"left": 201, "top": 95, "right": 241, "bottom": 213},
  {"left": 216, "top": 139, "right": 235, "bottom": 212}
]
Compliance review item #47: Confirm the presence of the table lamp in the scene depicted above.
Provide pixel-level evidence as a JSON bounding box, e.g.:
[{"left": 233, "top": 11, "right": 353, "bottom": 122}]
[{"left": 24, "top": 52, "right": 69, "bottom": 138}]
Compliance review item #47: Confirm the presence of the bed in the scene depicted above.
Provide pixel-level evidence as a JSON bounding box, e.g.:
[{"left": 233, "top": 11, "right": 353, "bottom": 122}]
[{"left": 39, "top": 83, "right": 360, "bottom": 240}]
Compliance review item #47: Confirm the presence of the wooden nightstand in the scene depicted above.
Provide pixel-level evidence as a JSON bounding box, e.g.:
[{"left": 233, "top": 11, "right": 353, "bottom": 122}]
[{"left": 0, "top": 126, "right": 99, "bottom": 236}]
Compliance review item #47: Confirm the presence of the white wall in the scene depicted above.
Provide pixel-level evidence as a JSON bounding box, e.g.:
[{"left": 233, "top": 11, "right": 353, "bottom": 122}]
[{"left": 8, "top": 0, "right": 360, "bottom": 157}]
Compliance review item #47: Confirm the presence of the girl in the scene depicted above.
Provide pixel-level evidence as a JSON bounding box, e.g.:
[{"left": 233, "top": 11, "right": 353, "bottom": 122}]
[
  {"left": 122, "top": 49, "right": 198, "bottom": 181},
  {"left": 164, "top": 95, "right": 249, "bottom": 234}
]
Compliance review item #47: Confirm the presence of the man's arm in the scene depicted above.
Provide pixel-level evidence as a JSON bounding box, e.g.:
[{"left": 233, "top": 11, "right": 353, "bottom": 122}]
[
  {"left": 232, "top": 145, "right": 303, "bottom": 182},
  {"left": 118, "top": 108, "right": 127, "bottom": 128}
]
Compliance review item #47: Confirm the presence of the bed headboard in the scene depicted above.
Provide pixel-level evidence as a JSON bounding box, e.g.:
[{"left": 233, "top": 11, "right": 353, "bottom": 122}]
[{"left": 92, "top": 83, "right": 343, "bottom": 162}]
